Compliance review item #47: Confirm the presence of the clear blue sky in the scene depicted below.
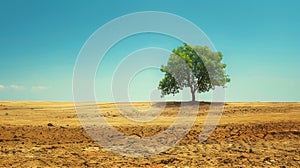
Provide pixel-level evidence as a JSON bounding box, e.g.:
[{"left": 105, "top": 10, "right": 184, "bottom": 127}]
[{"left": 0, "top": 0, "right": 299, "bottom": 102}]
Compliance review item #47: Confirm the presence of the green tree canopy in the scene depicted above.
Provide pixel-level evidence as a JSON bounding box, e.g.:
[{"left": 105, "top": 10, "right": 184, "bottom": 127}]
[{"left": 158, "top": 43, "right": 230, "bottom": 102}]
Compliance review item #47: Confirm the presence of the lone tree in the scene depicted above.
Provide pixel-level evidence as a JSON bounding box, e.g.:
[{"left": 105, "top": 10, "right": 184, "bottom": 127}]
[{"left": 158, "top": 43, "right": 230, "bottom": 102}]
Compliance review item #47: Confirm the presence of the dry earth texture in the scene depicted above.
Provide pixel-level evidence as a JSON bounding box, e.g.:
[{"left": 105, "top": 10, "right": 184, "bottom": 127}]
[{"left": 0, "top": 101, "right": 299, "bottom": 167}]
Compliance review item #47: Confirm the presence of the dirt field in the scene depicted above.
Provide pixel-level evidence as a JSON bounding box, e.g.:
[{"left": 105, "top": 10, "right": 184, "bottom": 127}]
[{"left": 0, "top": 101, "right": 299, "bottom": 167}]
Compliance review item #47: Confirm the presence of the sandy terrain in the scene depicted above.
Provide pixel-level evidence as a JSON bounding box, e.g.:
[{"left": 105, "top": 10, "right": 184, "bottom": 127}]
[{"left": 0, "top": 101, "right": 299, "bottom": 167}]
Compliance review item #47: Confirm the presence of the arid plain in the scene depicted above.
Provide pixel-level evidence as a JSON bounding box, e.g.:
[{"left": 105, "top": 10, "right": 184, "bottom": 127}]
[{"left": 0, "top": 101, "right": 299, "bottom": 167}]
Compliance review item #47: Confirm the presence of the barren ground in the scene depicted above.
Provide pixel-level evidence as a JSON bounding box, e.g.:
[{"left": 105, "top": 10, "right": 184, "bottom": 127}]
[{"left": 0, "top": 101, "right": 299, "bottom": 167}]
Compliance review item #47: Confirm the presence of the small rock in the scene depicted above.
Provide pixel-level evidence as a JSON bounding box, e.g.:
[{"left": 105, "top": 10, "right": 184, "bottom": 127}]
[
  {"left": 223, "top": 158, "right": 232, "bottom": 164},
  {"left": 265, "top": 161, "right": 272, "bottom": 165},
  {"left": 263, "top": 157, "right": 271, "bottom": 162},
  {"left": 47, "top": 123, "right": 54, "bottom": 127}
]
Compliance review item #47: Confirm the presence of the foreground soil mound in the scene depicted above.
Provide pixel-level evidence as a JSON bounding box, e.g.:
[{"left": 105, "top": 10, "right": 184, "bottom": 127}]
[{"left": 0, "top": 102, "right": 299, "bottom": 167}]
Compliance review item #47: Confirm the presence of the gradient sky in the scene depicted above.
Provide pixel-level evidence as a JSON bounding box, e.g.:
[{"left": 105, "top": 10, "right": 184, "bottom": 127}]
[{"left": 0, "top": 0, "right": 299, "bottom": 102}]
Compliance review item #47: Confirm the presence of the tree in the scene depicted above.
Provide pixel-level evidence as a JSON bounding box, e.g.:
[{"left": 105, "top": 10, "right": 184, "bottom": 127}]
[{"left": 158, "top": 43, "right": 230, "bottom": 102}]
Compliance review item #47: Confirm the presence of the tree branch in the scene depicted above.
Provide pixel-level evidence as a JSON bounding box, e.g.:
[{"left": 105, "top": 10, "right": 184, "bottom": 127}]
[{"left": 194, "top": 76, "right": 204, "bottom": 91}]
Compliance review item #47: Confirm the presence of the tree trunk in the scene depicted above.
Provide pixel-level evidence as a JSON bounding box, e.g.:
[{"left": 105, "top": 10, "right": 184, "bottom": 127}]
[
  {"left": 190, "top": 86, "right": 196, "bottom": 102},
  {"left": 191, "top": 91, "right": 196, "bottom": 102}
]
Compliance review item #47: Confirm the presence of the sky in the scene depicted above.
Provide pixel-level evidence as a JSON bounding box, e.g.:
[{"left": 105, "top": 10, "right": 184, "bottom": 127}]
[{"left": 0, "top": 0, "right": 299, "bottom": 102}]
